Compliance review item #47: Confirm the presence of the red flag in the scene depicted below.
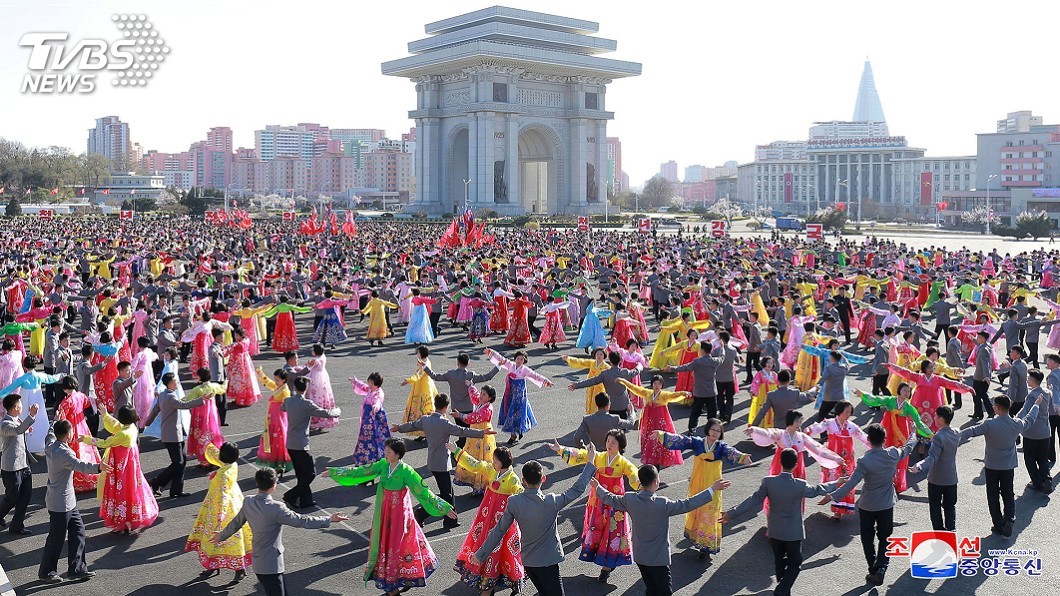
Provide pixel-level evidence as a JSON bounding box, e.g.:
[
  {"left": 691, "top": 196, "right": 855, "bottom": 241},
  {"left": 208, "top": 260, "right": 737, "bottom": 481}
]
[
  {"left": 50, "top": 188, "right": 59, "bottom": 195},
  {"left": 77, "top": 188, "right": 85, "bottom": 196},
  {"left": 342, "top": 210, "right": 357, "bottom": 237},
  {"left": 437, "top": 218, "right": 460, "bottom": 248},
  {"left": 120, "top": 210, "right": 133, "bottom": 221},
  {"left": 24, "top": 188, "right": 31, "bottom": 196},
  {"left": 282, "top": 211, "right": 295, "bottom": 221},
  {"left": 920, "top": 172, "right": 933, "bottom": 206},
  {"left": 101, "top": 189, "right": 110, "bottom": 195},
  {"left": 39, "top": 209, "right": 54, "bottom": 220}
]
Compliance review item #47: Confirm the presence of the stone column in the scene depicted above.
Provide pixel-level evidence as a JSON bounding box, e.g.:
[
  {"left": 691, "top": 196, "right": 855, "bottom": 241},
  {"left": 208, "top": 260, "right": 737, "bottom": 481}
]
[
  {"left": 596, "top": 120, "right": 607, "bottom": 205},
  {"left": 466, "top": 112, "right": 478, "bottom": 210},
  {"left": 477, "top": 112, "right": 495, "bottom": 206},
  {"left": 506, "top": 114, "right": 519, "bottom": 212}
]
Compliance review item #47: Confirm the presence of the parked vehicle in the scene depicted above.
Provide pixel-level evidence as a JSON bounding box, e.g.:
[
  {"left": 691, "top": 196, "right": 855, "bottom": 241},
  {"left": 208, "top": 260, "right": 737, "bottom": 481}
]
[{"left": 776, "top": 216, "right": 804, "bottom": 230}]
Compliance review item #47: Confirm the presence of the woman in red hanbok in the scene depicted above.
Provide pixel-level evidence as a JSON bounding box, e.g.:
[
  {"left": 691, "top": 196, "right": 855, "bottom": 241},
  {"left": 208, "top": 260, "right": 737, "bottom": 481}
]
[
  {"left": 180, "top": 313, "right": 232, "bottom": 375},
  {"left": 224, "top": 327, "right": 261, "bottom": 407},
  {"left": 504, "top": 292, "right": 533, "bottom": 347},
  {"left": 84, "top": 406, "right": 159, "bottom": 533},
  {"left": 620, "top": 376, "right": 685, "bottom": 469},
  {"left": 55, "top": 377, "right": 101, "bottom": 492},
  {"left": 804, "top": 401, "right": 871, "bottom": 519},
  {"left": 538, "top": 297, "right": 571, "bottom": 350},
  {"left": 91, "top": 330, "right": 122, "bottom": 414},
  {"left": 489, "top": 285, "right": 514, "bottom": 333}
]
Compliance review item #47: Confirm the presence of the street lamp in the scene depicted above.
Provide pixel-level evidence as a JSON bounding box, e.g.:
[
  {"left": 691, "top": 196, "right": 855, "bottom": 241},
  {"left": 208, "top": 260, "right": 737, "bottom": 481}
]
[
  {"left": 462, "top": 178, "right": 471, "bottom": 213},
  {"left": 985, "top": 173, "right": 998, "bottom": 235},
  {"left": 835, "top": 179, "right": 848, "bottom": 207}
]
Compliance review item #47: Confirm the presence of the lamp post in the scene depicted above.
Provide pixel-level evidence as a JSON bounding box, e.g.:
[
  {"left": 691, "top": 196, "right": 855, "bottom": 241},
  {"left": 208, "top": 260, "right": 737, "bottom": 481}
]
[
  {"left": 835, "top": 178, "right": 848, "bottom": 207},
  {"left": 985, "top": 173, "right": 998, "bottom": 235},
  {"left": 462, "top": 179, "right": 471, "bottom": 213}
]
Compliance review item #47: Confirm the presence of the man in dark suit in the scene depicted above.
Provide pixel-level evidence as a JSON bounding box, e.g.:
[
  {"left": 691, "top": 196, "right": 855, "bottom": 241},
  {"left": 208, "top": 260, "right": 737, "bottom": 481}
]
[
  {"left": 38, "top": 420, "right": 112, "bottom": 583},
  {"left": 666, "top": 340, "right": 723, "bottom": 433},
  {"left": 423, "top": 353, "right": 499, "bottom": 446},
  {"left": 215, "top": 468, "right": 346, "bottom": 596},
  {"left": 723, "top": 448, "right": 844, "bottom": 596},
  {"left": 280, "top": 377, "right": 341, "bottom": 509},
  {"left": 568, "top": 352, "right": 642, "bottom": 419},
  {"left": 143, "top": 372, "right": 210, "bottom": 498}
]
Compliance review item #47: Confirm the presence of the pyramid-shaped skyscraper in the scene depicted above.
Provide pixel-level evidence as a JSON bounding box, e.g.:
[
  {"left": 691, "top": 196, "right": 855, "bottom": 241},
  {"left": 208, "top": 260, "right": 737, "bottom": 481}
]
[{"left": 852, "top": 59, "right": 886, "bottom": 125}]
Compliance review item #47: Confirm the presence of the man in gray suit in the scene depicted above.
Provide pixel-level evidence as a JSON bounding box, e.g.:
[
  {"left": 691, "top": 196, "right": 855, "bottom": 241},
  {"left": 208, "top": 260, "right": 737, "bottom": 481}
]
[
  {"left": 910, "top": 405, "right": 961, "bottom": 530},
  {"left": 472, "top": 444, "right": 598, "bottom": 596},
  {"left": 215, "top": 468, "right": 347, "bottom": 596},
  {"left": 712, "top": 330, "right": 740, "bottom": 423},
  {"left": 944, "top": 326, "right": 965, "bottom": 409},
  {"left": 723, "top": 448, "right": 844, "bottom": 596},
  {"left": 959, "top": 393, "right": 1043, "bottom": 537},
  {"left": 823, "top": 422, "right": 919, "bottom": 586},
  {"left": 111, "top": 361, "right": 142, "bottom": 413},
  {"left": 208, "top": 328, "right": 229, "bottom": 426},
  {"left": 281, "top": 376, "right": 340, "bottom": 509},
  {"left": 750, "top": 370, "right": 817, "bottom": 427},
  {"left": 593, "top": 463, "right": 731, "bottom": 596},
  {"left": 422, "top": 352, "right": 500, "bottom": 446},
  {"left": 143, "top": 373, "right": 210, "bottom": 498},
  {"left": 568, "top": 352, "right": 642, "bottom": 419},
  {"left": 572, "top": 392, "right": 638, "bottom": 450},
  {"left": 666, "top": 340, "right": 723, "bottom": 433},
  {"left": 393, "top": 393, "right": 493, "bottom": 528},
  {"left": 0, "top": 394, "right": 38, "bottom": 534},
  {"left": 816, "top": 350, "right": 850, "bottom": 423},
  {"left": 38, "top": 420, "right": 112, "bottom": 583},
  {"left": 1017, "top": 370, "right": 1053, "bottom": 494},
  {"left": 971, "top": 331, "right": 995, "bottom": 419}
]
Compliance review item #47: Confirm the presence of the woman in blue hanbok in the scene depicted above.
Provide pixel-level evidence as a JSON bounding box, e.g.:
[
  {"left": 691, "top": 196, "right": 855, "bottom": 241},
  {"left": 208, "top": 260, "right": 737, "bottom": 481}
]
[
  {"left": 485, "top": 348, "right": 552, "bottom": 445},
  {"left": 404, "top": 290, "right": 436, "bottom": 344},
  {"left": 312, "top": 292, "right": 354, "bottom": 346},
  {"left": 575, "top": 301, "right": 612, "bottom": 353}
]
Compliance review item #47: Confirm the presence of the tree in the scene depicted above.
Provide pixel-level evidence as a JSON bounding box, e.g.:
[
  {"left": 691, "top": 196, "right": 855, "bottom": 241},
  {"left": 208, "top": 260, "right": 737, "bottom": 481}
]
[
  {"left": 709, "top": 198, "right": 743, "bottom": 224},
  {"left": 960, "top": 206, "right": 999, "bottom": 233},
  {"left": 180, "top": 187, "right": 210, "bottom": 216},
  {"left": 1015, "top": 210, "right": 1052, "bottom": 240},
  {"left": 5, "top": 197, "right": 21, "bottom": 217},
  {"left": 640, "top": 176, "right": 673, "bottom": 210},
  {"left": 121, "top": 199, "right": 133, "bottom": 211},
  {"left": 808, "top": 206, "right": 847, "bottom": 231}
]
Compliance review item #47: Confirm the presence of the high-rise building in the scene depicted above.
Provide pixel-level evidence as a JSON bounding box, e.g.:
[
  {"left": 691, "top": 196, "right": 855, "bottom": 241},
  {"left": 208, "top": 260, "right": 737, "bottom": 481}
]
[
  {"left": 659, "top": 160, "right": 678, "bottom": 183},
  {"left": 606, "top": 137, "right": 623, "bottom": 193},
  {"left": 206, "top": 127, "right": 233, "bottom": 153},
  {"left": 755, "top": 141, "right": 807, "bottom": 162},
  {"left": 255, "top": 124, "right": 325, "bottom": 161},
  {"left": 684, "top": 165, "right": 705, "bottom": 183},
  {"left": 852, "top": 59, "right": 886, "bottom": 124},
  {"left": 893, "top": 156, "right": 977, "bottom": 207},
  {"left": 976, "top": 114, "right": 1060, "bottom": 190},
  {"left": 997, "top": 110, "right": 1044, "bottom": 134},
  {"left": 87, "top": 116, "right": 132, "bottom": 170},
  {"left": 809, "top": 121, "right": 890, "bottom": 140}
]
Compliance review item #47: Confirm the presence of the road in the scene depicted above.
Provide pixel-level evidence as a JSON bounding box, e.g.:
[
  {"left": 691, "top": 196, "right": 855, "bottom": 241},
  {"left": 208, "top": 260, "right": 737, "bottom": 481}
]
[{"left": 1, "top": 254, "right": 1055, "bottom": 595}]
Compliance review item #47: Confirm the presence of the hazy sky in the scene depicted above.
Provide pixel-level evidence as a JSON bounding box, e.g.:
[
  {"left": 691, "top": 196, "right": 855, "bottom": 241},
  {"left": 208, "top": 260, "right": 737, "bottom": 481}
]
[{"left": 2, "top": 0, "right": 1056, "bottom": 186}]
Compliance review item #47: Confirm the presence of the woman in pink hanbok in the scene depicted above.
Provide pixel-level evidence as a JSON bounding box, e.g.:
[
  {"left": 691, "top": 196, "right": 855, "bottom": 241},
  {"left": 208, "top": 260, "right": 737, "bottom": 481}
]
[
  {"left": 130, "top": 337, "right": 158, "bottom": 428},
  {"left": 232, "top": 300, "right": 269, "bottom": 357},
  {"left": 185, "top": 368, "right": 227, "bottom": 468},
  {"left": 181, "top": 312, "right": 232, "bottom": 375},
  {"left": 307, "top": 344, "right": 338, "bottom": 431},
  {"left": 56, "top": 377, "right": 101, "bottom": 492},
  {"left": 0, "top": 338, "right": 24, "bottom": 389},
  {"left": 225, "top": 327, "right": 262, "bottom": 407}
]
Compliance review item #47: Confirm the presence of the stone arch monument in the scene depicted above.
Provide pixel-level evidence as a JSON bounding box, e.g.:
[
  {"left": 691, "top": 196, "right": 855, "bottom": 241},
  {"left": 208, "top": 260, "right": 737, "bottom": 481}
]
[{"left": 383, "top": 6, "right": 641, "bottom": 216}]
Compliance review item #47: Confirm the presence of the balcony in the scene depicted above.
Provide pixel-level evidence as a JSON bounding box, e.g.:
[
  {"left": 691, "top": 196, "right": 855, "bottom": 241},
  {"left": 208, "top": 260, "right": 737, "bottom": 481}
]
[
  {"left": 1000, "top": 157, "right": 1043, "bottom": 164},
  {"left": 1000, "top": 180, "right": 1042, "bottom": 187},
  {"left": 1000, "top": 169, "right": 1043, "bottom": 176},
  {"left": 1001, "top": 145, "right": 1044, "bottom": 153}
]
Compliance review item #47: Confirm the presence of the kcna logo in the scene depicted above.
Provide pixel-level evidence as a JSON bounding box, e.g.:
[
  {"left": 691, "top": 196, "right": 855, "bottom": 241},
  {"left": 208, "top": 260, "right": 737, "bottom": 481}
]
[{"left": 20, "top": 14, "right": 169, "bottom": 94}]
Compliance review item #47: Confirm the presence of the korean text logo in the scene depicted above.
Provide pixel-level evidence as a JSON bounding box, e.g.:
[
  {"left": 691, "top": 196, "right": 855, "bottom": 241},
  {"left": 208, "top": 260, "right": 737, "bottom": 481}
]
[{"left": 887, "top": 531, "right": 1043, "bottom": 579}]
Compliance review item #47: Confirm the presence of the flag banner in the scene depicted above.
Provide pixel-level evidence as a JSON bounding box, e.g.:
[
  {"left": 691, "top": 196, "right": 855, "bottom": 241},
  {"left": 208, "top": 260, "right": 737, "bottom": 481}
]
[
  {"left": 282, "top": 211, "right": 296, "bottom": 221},
  {"left": 638, "top": 217, "right": 651, "bottom": 234},
  {"left": 38, "top": 209, "right": 54, "bottom": 220},
  {"left": 920, "top": 172, "right": 933, "bottom": 206},
  {"left": 806, "top": 222, "right": 823, "bottom": 240},
  {"left": 784, "top": 172, "right": 793, "bottom": 203},
  {"left": 120, "top": 210, "right": 133, "bottom": 221},
  {"left": 577, "top": 215, "right": 589, "bottom": 232},
  {"left": 101, "top": 189, "right": 111, "bottom": 195},
  {"left": 711, "top": 220, "right": 728, "bottom": 238}
]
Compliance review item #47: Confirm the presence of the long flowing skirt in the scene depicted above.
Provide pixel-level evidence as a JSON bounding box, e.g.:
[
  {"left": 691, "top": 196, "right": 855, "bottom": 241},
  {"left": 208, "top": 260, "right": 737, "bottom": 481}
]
[
  {"left": 825, "top": 433, "right": 856, "bottom": 516},
  {"left": 185, "top": 480, "right": 253, "bottom": 570},
  {"left": 92, "top": 353, "right": 118, "bottom": 413},
  {"left": 489, "top": 297, "right": 510, "bottom": 332},
  {"left": 455, "top": 423, "right": 496, "bottom": 490},
  {"left": 504, "top": 314, "right": 531, "bottom": 347},
  {"left": 499, "top": 378, "right": 537, "bottom": 434},
  {"left": 882, "top": 411, "right": 911, "bottom": 493},
  {"left": 538, "top": 312, "right": 566, "bottom": 345},
  {"left": 308, "top": 369, "right": 338, "bottom": 430},
  {"left": 188, "top": 400, "right": 225, "bottom": 466},
  {"left": 239, "top": 316, "right": 261, "bottom": 356},
  {"left": 404, "top": 306, "right": 435, "bottom": 344},
  {"left": 747, "top": 386, "right": 775, "bottom": 428},
  {"left": 456, "top": 297, "right": 474, "bottom": 324},
  {"left": 401, "top": 384, "right": 435, "bottom": 438},
  {"left": 257, "top": 403, "right": 292, "bottom": 472},
  {"left": 368, "top": 488, "right": 439, "bottom": 591},
  {"left": 579, "top": 473, "right": 633, "bottom": 568},
  {"left": 56, "top": 406, "right": 100, "bottom": 492},
  {"left": 99, "top": 445, "right": 159, "bottom": 531},
  {"left": 468, "top": 310, "right": 489, "bottom": 340},
  {"left": 640, "top": 405, "right": 683, "bottom": 468},
  {"left": 190, "top": 332, "right": 211, "bottom": 374},
  {"left": 576, "top": 316, "right": 608, "bottom": 350},
  {"left": 271, "top": 312, "right": 299, "bottom": 352},
  {"left": 612, "top": 319, "right": 635, "bottom": 351},
  {"left": 313, "top": 311, "right": 347, "bottom": 345},
  {"left": 227, "top": 352, "right": 262, "bottom": 407},
  {"left": 684, "top": 458, "right": 725, "bottom": 553},
  {"left": 455, "top": 489, "right": 525, "bottom": 591},
  {"left": 352, "top": 404, "right": 390, "bottom": 466}
]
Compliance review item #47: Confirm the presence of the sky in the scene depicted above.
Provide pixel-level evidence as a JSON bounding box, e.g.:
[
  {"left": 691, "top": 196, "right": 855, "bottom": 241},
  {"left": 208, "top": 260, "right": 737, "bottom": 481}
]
[{"left": 1, "top": 0, "right": 1057, "bottom": 187}]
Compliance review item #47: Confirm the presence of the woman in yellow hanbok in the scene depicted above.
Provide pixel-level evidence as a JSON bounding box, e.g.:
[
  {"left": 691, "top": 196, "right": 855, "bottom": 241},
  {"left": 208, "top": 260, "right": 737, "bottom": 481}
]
[
  {"left": 550, "top": 433, "right": 639, "bottom": 581},
  {"left": 793, "top": 331, "right": 826, "bottom": 391},
  {"left": 448, "top": 442, "right": 526, "bottom": 593},
  {"left": 362, "top": 291, "right": 398, "bottom": 345},
  {"left": 400, "top": 345, "right": 437, "bottom": 438},
  {"left": 747, "top": 356, "right": 779, "bottom": 427},
  {"left": 647, "top": 312, "right": 710, "bottom": 370},
  {"left": 454, "top": 385, "right": 498, "bottom": 493},
  {"left": 185, "top": 441, "right": 251, "bottom": 580},
  {"left": 656, "top": 421, "right": 750, "bottom": 560},
  {"left": 564, "top": 348, "right": 610, "bottom": 414},
  {"left": 886, "top": 331, "right": 922, "bottom": 395}
]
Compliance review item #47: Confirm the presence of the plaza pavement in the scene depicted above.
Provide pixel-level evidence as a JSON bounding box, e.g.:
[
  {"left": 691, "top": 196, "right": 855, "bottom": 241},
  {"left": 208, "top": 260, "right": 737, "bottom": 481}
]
[{"left": 1, "top": 258, "right": 1056, "bottom": 595}]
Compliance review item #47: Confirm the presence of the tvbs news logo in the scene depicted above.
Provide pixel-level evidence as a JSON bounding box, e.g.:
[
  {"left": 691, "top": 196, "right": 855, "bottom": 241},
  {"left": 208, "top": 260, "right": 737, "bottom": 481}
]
[{"left": 20, "top": 14, "right": 169, "bottom": 94}]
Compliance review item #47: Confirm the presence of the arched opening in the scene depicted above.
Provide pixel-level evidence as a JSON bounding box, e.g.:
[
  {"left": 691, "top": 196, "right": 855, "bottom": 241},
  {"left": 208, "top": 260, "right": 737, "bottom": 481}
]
[
  {"left": 448, "top": 128, "right": 469, "bottom": 214},
  {"left": 518, "top": 127, "right": 557, "bottom": 215}
]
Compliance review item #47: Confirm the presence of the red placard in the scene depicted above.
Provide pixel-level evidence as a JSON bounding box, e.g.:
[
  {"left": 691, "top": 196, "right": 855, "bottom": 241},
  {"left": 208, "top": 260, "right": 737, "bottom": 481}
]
[
  {"left": 710, "top": 220, "right": 728, "bottom": 238},
  {"left": 38, "top": 209, "right": 53, "bottom": 220},
  {"left": 119, "top": 210, "right": 133, "bottom": 221},
  {"left": 282, "top": 211, "right": 296, "bottom": 221},
  {"left": 806, "top": 222, "right": 823, "bottom": 240},
  {"left": 637, "top": 217, "right": 651, "bottom": 234},
  {"left": 205, "top": 210, "right": 227, "bottom": 224},
  {"left": 577, "top": 215, "right": 589, "bottom": 232}
]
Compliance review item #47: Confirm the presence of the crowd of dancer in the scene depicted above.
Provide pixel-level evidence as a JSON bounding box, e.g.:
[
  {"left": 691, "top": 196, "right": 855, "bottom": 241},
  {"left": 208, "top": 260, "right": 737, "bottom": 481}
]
[{"left": 0, "top": 214, "right": 1058, "bottom": 596}]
